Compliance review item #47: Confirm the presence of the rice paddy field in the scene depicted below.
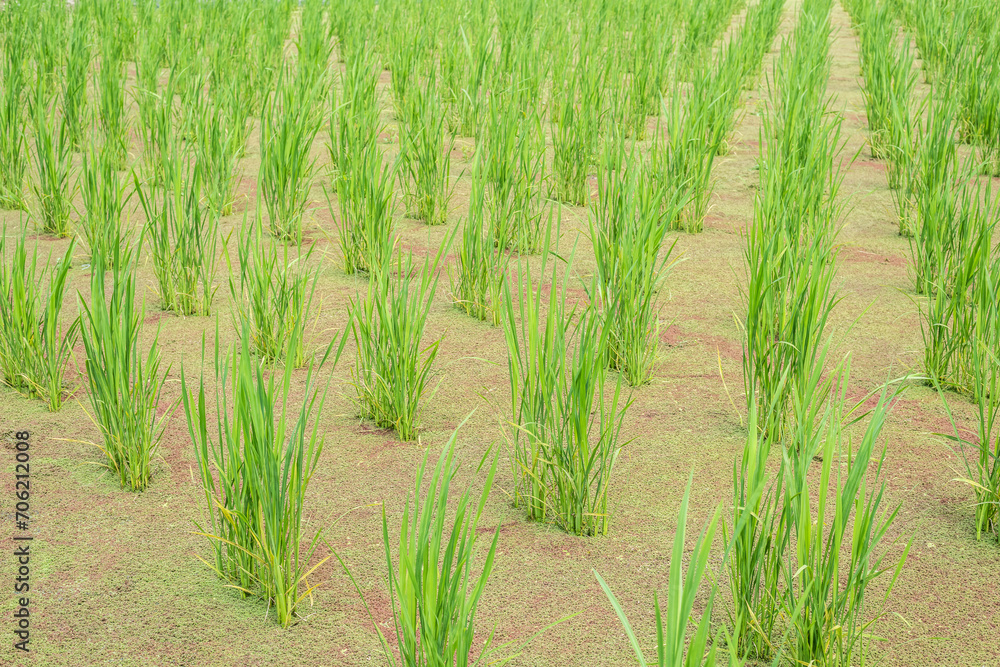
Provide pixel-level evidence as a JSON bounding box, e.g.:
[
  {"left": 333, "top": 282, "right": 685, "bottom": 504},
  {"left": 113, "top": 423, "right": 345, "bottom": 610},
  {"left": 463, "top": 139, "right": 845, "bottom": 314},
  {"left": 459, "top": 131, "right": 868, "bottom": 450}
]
[{"left": 1, "top": 0, "right": 1000, "bottom": 664}]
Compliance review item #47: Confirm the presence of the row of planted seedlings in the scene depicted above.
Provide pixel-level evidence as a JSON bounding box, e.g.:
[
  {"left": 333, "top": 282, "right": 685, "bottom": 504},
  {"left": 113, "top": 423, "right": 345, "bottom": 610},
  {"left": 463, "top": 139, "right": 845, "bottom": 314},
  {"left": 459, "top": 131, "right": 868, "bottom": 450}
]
[
  {"left": 937, "top": 2, "right": 1000, "bottom": 543},
  {"left": 895, "top": 0, "right": 1000, "bottom": 177},
  {"left": 886, "top": 0, "right": 1000, "bottom": 548},
  {"left": 735, "top": 0, "right": 912, "bottom": 665},
  {"left": 908, "top": 91, "right": 1000, "bottom": 546},
  {"left": 844, "top": 0, "right": 920, "bottom": 235},
  {"left": 652, "top": 0, "right": 786, "bottom": 233}
]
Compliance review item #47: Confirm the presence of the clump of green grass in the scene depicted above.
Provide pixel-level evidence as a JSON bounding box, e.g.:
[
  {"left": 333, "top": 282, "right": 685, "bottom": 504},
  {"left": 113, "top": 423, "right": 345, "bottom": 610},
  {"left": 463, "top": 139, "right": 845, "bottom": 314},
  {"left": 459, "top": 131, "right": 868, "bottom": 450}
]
[
  {"left": 350, "top": 245, "right": 449, "bottom": 441},
  {"left": 339, "top": 422, "right": 505, "bottom": 665},
  {"left": 398, "top": 70, "right": 454, "bottom": 226},
  {"left": 136, "top": 152, "right": 220, "bottom": 316},
  {"left": 596, "top": 475, "right": 735, "bottom": 667},
  {"left": 781, "top": 356, "right": 910, "bottom": 666},
  {"left": 63, "top": 8, "right": 90, "bottom": 152},
  {"left": 0, "top": 227, "right": 79, "bottom": 411},
  {"left": 79, "top": 144, "right": 130, "bottom": 261},
  {"left": 228, "top": 219, "right": 318, "bottom": 369},
  {"left": 481, "top": 96, "right": 548, "bottom": 254},
  {"left": 96, "top": 8, "right": 129, "bottom": 170},
  {"left": 79, "top": 242, "right": 168, "bottom": 492},
  {"left": 259, "top": 66, "right": 323, "bottom": 244},
  {"left": 181, "top": 324, "right": 344, "bottom": 629},
  {"left": 550, "top": 63, "right": 602, "bottom": 207},
  {"left": 0, "top": 15, "right": 29, "bottom": 211},
  {"left": 29, "top": 90, "right": 75, "bottom": 238},
  {"left": 590, "top": 145, "right": 686, "bottom": 385},
  {"left": 501, "top": 240, "right": 631, "bottom": 536},
  {"left": 451, "top": 151, "right": 508, "bottom": 325}
]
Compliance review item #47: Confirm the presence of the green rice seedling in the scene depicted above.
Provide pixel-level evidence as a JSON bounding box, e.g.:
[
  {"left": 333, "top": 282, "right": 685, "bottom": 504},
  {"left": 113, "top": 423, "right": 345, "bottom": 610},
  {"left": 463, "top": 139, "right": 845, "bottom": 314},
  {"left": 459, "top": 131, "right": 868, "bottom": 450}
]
[
  {"left": 441, "top": 16, "right": 492, "bottom": 138},
  {"left": 181, "top": 323, "right": 344, "bottom": 628},
  {"left": 0, "top": 226, "right": 42, "bottom": 394},
  {"left": 494, "top": 12, "right": 549, "bottom": 117},
  {"left": 63, "top": 8, "right": 90, "bottom": 152},
  {"left": 331, "top": 143, "right": 396, "bottom": 277},
  {"left": 733, "top": 0, "right": 785, "bottom": 89},
  {"left": 936, "top": 242, "right": 1000, "bottom": 543},
  {"left": 29, "top": 91, "right": 75, "bottom": 238},
  {"left": 651, "top": 82, "right": 718, "bottom": 234},
  {"left": 32, "top": 0, "right": 69, "bottom": 87},
  {"left": 910, "top": 93, "right": 961, "bottom": 297},
  {"left": 340, "top": 402, "right": 576, "bottom": 660},
  {"left": 450, "top": 152, "right": 508, "bottom": 325},
  {"left": 899, "top": 0, "right": 952, "bottom": 83},
  {"left": 595, "top": 475, "right": 736, "bottom": 667},
  {"left": 950, "top": 251, "right": 1000, "bottom": 541},
  {"left": 78, "top": 145, "right": 130, "bottom": 261},
  {"left": 550, "top": 63, "right": 603, "bottom": 207},
  {"left": 229, "top": 219, "right": 319, "bottom": 368},
  {"left": 135, "top": 71, "right": 175, "bottom": 188},
  {"left": 886, "top": 93, "right": 920, "bottom": 236},
  {"left": 621, "top": 3, "right": 676, "bottom": 138},
  {"left": 590, "top": 146, "right": 687, "bottom": 385},
  {"left": 386, "top": 30, "right": 427, "bottom": 120},
  {"left": 79, "top": 242, "right": 168, "bottom": 492},
  {"left": 295, "top": 0, "right": 332, "bottom": 95},
  {"left": 96, "top": 22, "right": 129, "bottom": 170},
  {"left": 340, "top": 423, "right": 506, "bottom": 665},
  {"left": 218, "top": 73, "right": 255, "bottom": 160},
  {"left": 780, "top": 357, "right": 910, "bottom": 666},
  {"left": 196, "top": 99, "right": 242, "bottom": 217},
  {"left": 259, "top": 66, "right": 323, "bottom": 244},
  {"left": 854, "top": 0, "right": 893, "bottom": 158},
  {"left": 350, "top": 243, "right": 450, "bottom": 441},
  {"left": 501, "top": 241, "right": 631, "bottom": 536},
  {"left": 250, "top": 0, "right": 293, "bottom": 109},
  {"left": 917, "top": 180, "right": 997, "bottom": 393},
  {"left": 723, "top": 388, "right": 789, "bottom": 661},
  {"left": 398, "top": 70, "right": 454, "bottom": 226},
  {"left": 481, "top": 96, "right": 548, "bottom": 254},
  {"left": 329, "top": 43, "right": 381, "bottom": 172},
  {"left": 743, "top": 164, "right": 841, "bottom": 444},
  {"left": 678, "top": 0, "right": 745, "bottom": 77},
  {"left": 957, "top": 22, "right": 1000, "bottom": 176},
  {"left": 330, "top": 43, "right": 383, "bottom": 166},
  {"left": 0, "top": 15, "right": 29, "bottom": 211},
  {"left": 35, "top": 239, "right": 79, "bottom": 412},
  {"left": 136, "top": 152, "right": 220, "bottom": 316},
  {"left": 0, "top": 228, "right": 80, "bottom": 411},
  {"left": 859, "top": 1, "right": 917, "bottom": 163}
]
